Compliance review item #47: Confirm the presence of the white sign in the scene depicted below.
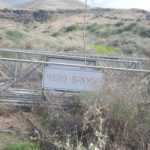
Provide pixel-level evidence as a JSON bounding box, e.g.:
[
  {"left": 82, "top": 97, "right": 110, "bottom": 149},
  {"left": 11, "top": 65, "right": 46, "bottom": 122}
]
[{"left": 42, "top": 67, "right": 102, "bottom": 92}]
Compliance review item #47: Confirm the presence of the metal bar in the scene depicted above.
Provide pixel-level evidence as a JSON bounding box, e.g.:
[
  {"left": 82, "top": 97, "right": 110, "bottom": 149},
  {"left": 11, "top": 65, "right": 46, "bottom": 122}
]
[
  {"left": 0, "top": 57, "right": 150, "bottom": 73},
  {"left": 0, "top": 48, "right": 148, "bottom": 62},
  {"left": 0, "top": 62, "right": 42, "bottom": 93},
  {"left": 0, "top": 71, "right": 9, "bottom": 79}
]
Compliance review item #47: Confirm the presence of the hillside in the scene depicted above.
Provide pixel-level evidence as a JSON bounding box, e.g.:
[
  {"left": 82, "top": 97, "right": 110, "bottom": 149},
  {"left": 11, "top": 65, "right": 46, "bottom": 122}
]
[
  {"left": 14, "top": 0, "right": 84, "bottom": 9},
  {"left": 0, "top": 8, "right": 150, "bottom": 57}
]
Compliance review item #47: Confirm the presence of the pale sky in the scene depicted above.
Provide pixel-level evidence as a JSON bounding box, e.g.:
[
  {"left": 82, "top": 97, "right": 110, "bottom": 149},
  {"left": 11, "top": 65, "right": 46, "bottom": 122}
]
[
  {"left": 78, "top": 0, "right": 150, "bottom": 11},
  {"left": 7, "top": 0, "right": 31, "bottom": 4}
]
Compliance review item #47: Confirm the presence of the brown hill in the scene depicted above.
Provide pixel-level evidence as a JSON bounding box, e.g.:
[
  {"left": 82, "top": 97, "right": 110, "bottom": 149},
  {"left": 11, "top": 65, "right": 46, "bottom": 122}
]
[{"left": 14, "top": 0, "right": 84, "bottom": 10}]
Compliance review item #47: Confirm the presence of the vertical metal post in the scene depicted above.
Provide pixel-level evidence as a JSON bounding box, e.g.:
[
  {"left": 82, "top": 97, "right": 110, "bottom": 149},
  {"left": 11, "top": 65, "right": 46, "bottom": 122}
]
[
  {"left": 14, "top": 53, "right": 18, "bottom": 82},
  {"left": 147, "top": 75, "right": 150, "bottom": 102},
  {"left": 83, "top": 0, "right": 87, "bottom": 65}
]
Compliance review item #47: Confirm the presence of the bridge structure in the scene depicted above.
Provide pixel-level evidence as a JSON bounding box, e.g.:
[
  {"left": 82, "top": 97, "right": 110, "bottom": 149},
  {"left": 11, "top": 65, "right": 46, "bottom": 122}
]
[{"left": 0, "top": 48, "right": 150, "bottom": 106}]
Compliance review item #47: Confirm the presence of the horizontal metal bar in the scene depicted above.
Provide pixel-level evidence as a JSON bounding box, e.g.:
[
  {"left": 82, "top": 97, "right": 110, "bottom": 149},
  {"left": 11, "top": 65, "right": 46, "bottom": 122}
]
[
  {"left": 0, "top": 57, "right": 150, "bottom": 73},
  {"left": 0, "top": 99, "right": 40, "bottom": 103},
  {"left": 0, "top": 48, "right": 148, "bottom": 62},
  {"left": 0, "top": 100, "right": 78, "bottom": 108}
]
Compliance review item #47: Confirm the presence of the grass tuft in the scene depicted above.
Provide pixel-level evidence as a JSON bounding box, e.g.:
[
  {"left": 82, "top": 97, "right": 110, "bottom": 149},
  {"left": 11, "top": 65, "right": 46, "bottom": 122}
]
[
  {"left": 6, "top": 141, "right": 39, "bottom": 150},
  {"left": 92, "top": 44, "right": 121, "bottom": 55}
]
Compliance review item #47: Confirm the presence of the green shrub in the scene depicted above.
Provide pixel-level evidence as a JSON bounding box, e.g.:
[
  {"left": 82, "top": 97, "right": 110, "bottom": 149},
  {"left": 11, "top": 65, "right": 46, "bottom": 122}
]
[
  {"left": 5, "top": 30, "right": 25, "bottom": 41},
  {"left": 114, "top": 23, "right": 150, "bottom": 38},
  {"left": 87, "top": 23, "right": 99, "bottom": 32},
  {"left": 7, "top": 141, "right": 39, "bottom": 150},
  {"left": 52, "top": 32, "right": 61, "bottom": 37},
  {"left": 134, "top": 28, "right": 150, "bottom": 38},
  {"left": 124, "top": 23, "right": 137, "bottom": 31},
  {"left": 63, "top": 25, "right": 80, "bottom": 32},
  {"left": 115, "top": 22, "right": 125, "bottom": 27},
  {"left": 52, "top": 24, "right": 80, "bottom": 36}
]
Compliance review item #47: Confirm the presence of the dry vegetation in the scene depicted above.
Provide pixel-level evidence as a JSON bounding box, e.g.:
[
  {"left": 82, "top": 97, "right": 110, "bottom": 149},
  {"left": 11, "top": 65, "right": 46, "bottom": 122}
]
[
  {"left": 0, "top": 4, "right": 150, "bottom": 150},
  {"left": 0, "top": 73, "right": 149, "bottom": 149},
  {"left": 37, "top": 73, "right": 150, "bottom": 150},
  {"left": 0, "top": 8, "right": 150, "bottom": 56}
]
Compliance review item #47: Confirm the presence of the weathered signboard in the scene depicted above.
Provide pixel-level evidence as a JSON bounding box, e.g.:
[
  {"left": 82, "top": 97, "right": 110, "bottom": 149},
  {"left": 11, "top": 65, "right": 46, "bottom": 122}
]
[
  {"left": 42, "top": 57, "right": 102, "bottom": 92},
  {"left": 42, "top": 67, "right": 102, "bottom": 92}
]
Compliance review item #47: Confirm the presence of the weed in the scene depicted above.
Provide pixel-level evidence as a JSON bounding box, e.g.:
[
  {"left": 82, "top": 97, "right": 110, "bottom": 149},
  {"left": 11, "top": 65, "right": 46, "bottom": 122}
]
[{"left": 62, "top": 105, "right": 107, "bottom": 150}]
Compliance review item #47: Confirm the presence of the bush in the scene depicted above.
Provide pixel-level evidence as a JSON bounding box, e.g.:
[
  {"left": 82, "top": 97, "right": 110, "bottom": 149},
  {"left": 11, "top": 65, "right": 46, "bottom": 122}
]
[
  {"left": 115, "top": 23, "right": 150, "bottom": 38},
  {"left": 51, "top": 32, "right": 61, "bottom": 37},
  {"left": 63, "top": 25, "right": 80, "bottom": 32},
  {"left": 5, "top": 30, "right": 25, "bottom": 41},
  {"left": 135, "top": 28, "right": 150, "bottom": 38},
  {"left": 115, "top": 22, "right": 125, "bottom": 27},
  {"left": 124, "top": 23, "right": 137, "bottom": 31},
  {"left": 87, "top": 23, "right": 99, "bottom": 32}
]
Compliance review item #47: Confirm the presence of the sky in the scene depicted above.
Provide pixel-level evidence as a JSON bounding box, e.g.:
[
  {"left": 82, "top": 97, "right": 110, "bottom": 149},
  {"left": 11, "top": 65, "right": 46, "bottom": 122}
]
[
  {"left": 79, "top": 0, "right": 150, "bottom": 11},
  {"left": 3, "top": 0, "right": 150, "bottom": 11},
  {"left": 6, "top": 0, "right": 31, "bottom": 4}
]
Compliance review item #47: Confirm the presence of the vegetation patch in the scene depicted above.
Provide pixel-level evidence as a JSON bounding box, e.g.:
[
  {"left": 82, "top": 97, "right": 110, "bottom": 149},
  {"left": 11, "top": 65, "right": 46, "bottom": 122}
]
[
  {"left": 87, "top": 23, "right": 99, "bottom": 33},
  {"left": 6, "top": 141, "right": 40, "bottom": 150},
  {"left": 87, "top": 22, "right": 150, "bottom": 39},
  {"left": 52, "top": 24, "right": 81, "bottom": 37},
  {"left": 51, "top": 31, "right": 61, "bottom": 37},
  {"left": 5, "top": 30, "right": 25, "bottom": 41},
  {"left": 87, "top": 23, "right": 114, "bottom": 38},
  {"left": 0, "top": 51, "right": 15, "bottom": 58},
  {"left": 92, "top": 44, "right": 121, "bottom": 55},
  {"left": 63, "top": 24, "right": 81, "bottom": 32},
  {"left": 113, "top": 23, "right": 150, "bottom": 38}
]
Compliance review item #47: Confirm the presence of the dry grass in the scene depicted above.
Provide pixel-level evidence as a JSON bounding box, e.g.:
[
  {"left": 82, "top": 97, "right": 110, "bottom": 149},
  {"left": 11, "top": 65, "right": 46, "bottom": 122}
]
[{"left": 29, "top": 72, "right": 150, "bottom": 150}]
